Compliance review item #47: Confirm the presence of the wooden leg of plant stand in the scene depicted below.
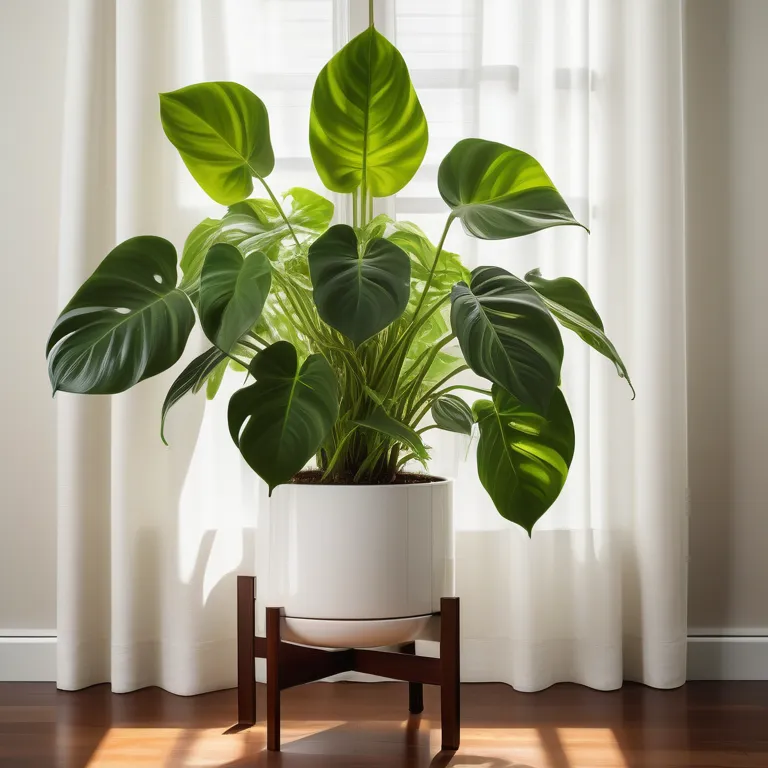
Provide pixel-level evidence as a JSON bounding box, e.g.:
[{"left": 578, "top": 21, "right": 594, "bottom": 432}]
[
  {"left": 266, "top": 607, "right": 282, "bottom": 751},
  {"left": 400, "top": 641, "right": 424, "bottom": 714},
  {"left": 440, "top": 597, "right": 460, "bottom": 751},
  {"left": 236, "top": 576, "right": 256, "bottom": 726}
]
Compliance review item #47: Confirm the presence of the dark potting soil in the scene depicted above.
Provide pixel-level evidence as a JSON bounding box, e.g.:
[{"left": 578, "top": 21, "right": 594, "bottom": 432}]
[{"left": 290, "top": 470, "right": 444, "bottom": 486}]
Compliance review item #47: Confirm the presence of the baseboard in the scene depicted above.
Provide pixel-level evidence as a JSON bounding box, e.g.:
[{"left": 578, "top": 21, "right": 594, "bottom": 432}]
[
  {"left": 0, "top": 636, "right": 57, "bottom": 681},
  {"left": 1, "top": 635, "right": 765, "bottom": 683},
  {"left": 686, "top": 636, "right": 768, "bottom": 680}
]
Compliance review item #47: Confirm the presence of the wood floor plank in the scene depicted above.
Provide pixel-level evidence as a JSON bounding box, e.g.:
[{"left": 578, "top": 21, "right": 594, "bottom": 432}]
[{"left": 0, "top": 681, "right": 765, "bottom": 767}]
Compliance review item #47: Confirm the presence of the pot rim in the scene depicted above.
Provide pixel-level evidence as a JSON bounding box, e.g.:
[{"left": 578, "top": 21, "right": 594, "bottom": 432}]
[{"left": 280, "top": 476, "right": 453, "bottom": 491}]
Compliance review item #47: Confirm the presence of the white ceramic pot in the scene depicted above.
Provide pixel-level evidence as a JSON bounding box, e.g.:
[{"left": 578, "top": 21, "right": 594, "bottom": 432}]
[{"left": 261, "top": 479, "right": 454, "bottom": 648}]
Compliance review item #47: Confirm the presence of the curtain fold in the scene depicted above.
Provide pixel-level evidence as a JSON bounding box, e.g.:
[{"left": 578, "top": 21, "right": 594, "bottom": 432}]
[{"left": 56, "top": 0, "right": 687, "bottom": 694}]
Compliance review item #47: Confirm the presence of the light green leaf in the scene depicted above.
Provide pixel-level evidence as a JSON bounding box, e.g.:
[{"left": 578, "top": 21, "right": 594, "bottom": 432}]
[
  {"left": 450, "top": 266, "right": 563, "bottom": 412},
  {"left": 354, "top": 406, "right": 429, "bottom": 461},
  {"left": 228, "top": 342, "right": 338, "bottom": 492},
  {"left": 438, "top": 139, "right": 586, "bottom": 240},
  {"left": 161, "top": 346, "right": 227, "bottom": 444},
  {"left": 199, "top": 243, "right": 271, "bottom": 353},
  {"left": 309, "top": 27, "right": 428, "bottom": 197},
  {"left": 474, "top": 386, "right": 575, "bottom": 534},
  {"left": 180, "top": 188, "right": 333, "bottom": 297},
  {"left": 282, "top": 187, "right": 334, "bottom": 230},
  {"left": 160, "top": 81, "right": 274, "bottom": 205},
  {"left": 525, "top": 269, "right": 635, "bottom": 397},
  {"left": 47, "top": 236, "right": 195, "bottom": 395},
  {"left": 431, "top": 394, "right": 474, "bottom": 436},
  {"left": 205, "top": 358, "right": 228, "bottom": 400},
  {"left": 308, "top": 224, "right": 410, "bottom": 346},
  {"left": 388, "top": 222, "right": 470, "bottom": 288}
]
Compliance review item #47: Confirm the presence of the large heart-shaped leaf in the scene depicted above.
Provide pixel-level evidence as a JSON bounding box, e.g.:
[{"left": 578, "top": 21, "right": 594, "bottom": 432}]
[
  {"left": 47, "top": 236, "right": 195, "bottom": 395},
  {"left": 160, "top": 82, "right": 274, "bottom": 205},
  {"left": 450, "top": 266, "right": 563, "bottom": 412},
  {"left": 353, "top": 406, "right": 428, "bottom": 461},
  {"left": 438, "top": 139, "right": 585, "bottom": 240},
  {"left": 199, "top": 243, "right": 271, "bottom": 353},
  {"left": 228, "top": 342, "right": 338, "bottom": 492},
  {"left": 525, "top": 269, "right": 635, "bottom": 397},
  {"left": 474, "top": 386, "right": 575, "bottom": 534},
  {"left": 308, "top": 224, "right": 410, "bottom": 346},
  {"left": 431, "top": 394, "right": 474, "bottom": 436},
  {"left": 309, "top": 27, "right": 428, "bottom": 197},
  {"left": 161, "top": 346, "right": 227, "bottom": 444}
]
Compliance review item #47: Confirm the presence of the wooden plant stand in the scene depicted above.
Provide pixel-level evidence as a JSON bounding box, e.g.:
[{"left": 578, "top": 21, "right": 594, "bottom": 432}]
[{"left": 236, "top": 575, "right": 461, "bottom": 752}]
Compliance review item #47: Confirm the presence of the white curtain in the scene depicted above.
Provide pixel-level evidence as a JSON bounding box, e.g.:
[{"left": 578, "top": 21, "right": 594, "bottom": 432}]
[{"left": 57, "top": 0, "right": 687, "bottom": 694}]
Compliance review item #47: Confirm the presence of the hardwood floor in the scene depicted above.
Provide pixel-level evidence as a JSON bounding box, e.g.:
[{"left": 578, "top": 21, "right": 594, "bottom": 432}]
[{"left": 0, "top": 681, "right": 766, "bottom": 767}]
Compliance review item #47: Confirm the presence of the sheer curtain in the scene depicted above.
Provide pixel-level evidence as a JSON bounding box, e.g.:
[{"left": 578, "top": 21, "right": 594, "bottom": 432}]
[{"left": 57, "top": 0, "right": 687, "bottom": 694}]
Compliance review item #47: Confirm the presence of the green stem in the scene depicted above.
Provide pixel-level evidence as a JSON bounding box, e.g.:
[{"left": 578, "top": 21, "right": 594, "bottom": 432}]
[
  {"left": 407, "top": 363, "right": 469, "bottom": 423},
  {"left": 239, "top": 339, "right": 261, "bottom": 353},
  {"left": 409, "top": 215, "right": 454, "bottom": 323},
  {"left": 416, "top": 424, "right": 440, "bottom": 435},
  {"left": 255, "top": 174, "right": 301, "bottom": 248},
  {"left": 247, "top": 331, "right": 271, "bottom": 347},
  {"left": 369, "top": 0, "right": 374, "bottom": 27}
]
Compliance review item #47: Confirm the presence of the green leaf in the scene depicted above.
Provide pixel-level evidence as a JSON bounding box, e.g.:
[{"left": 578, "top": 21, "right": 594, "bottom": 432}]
[
  {"left": 438, "top": 139, "right": 586, "bottom": 240},
  {"left": 309, "top": 26, "right": 428, "bottom": 197},
  {"left": 47, "top": 236, "right": 195, "bottom": 395},
  {"left": 353, "top": 406, "right": 429, "bottom": 461},
  {"left": 205, "top": 358, "right": 228, "bottom": 400},
  {"left": 308, "top": 224, "right": 411, "bottom": 346},
  {"left": 199, "top": 243, "right": 271, "bottom": 353},
  {"left": 388, "top": 222, "right": 470, "bottom": 288},
  {"left": 474, "top": 386, "right": 575, "bottom": 534},
  {"left": 431, "top": 394, "right": 474, "bottom": 436},
  {"left": 525, "top": 269, "right": 635, "bottom": 397},
  {"left": 160, "top": 81, "right": 274, "bottom": 205},
  {"left": 450, "top": 266, "right": 563, "bottom": 412},
  {"left": 228, "top": 342, "right": 338, "bottom": 492},
  {"left": 180, "top": 189, "right": 333, "bottom": 298},
  {"left": 281, "top": 187, "right": 334, "bottom": 230},
  {"left": 161, "top": 346, "right": 227, "bottom": 444}
]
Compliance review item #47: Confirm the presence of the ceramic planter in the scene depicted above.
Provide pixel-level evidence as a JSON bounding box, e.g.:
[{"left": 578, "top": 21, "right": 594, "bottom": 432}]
[{"left": 260, "top": 479, "right": 454, "bottom": 647}]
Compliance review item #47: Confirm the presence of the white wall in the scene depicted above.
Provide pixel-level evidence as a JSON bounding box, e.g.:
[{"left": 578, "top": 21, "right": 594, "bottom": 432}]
[
  {"left": 686, "top": 0, "right": 768, "bottom": 638},
  {"left": 0, "top": 0, "right": 68, "bottom": 634}
]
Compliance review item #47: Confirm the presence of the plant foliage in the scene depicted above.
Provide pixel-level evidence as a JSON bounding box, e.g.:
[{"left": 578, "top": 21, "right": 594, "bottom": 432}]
[{"left": 46, "top": 8, "right": 632, "bottom": 533}]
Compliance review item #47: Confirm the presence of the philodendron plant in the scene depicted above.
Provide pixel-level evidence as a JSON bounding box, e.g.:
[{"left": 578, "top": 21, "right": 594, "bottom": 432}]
[{"left": 46, "top": 17, "right": 633, "bottom": 534}]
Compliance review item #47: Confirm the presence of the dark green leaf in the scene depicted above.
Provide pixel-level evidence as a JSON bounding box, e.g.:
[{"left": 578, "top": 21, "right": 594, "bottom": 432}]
[
  {"left": 160, "top": 82, "right": 274, "bottom": 205},
  {"left": 228, "top": 342, "right": 338, "bottom": 492},
  {"left": 199, "top": 243, "right": 271, "bottom": 353},
  {"left": 525, "top": 269, "right": 635, "bottom": 397},
  {"left": 161, "top": 346, "right": 227, "bottom": 444},
  {"left": 450, "top": 266, "right": 563, "bottom": 412},
  {"left": 354, "top": 406, "right": 429, "bottom": 461},
  {"left": 47, "top": 236, "right": 195, "bottom": 395},
  {"left": 309, "top": 224, "right": 411, "bottom": 346},
  {"left": 438, "top": 139, "right": 586, "bottom": 240},
  {"left": 309, "top": 27, "right": 428, "bottom": 197},
  {"left": 431, "top": 394, "right": 474, "bottom": 436},
  {"left": 474, "top": 386, "right": 575, "bottom": 534}
]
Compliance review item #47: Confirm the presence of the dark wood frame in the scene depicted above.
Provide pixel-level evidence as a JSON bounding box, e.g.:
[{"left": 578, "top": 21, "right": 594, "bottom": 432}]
[{"left": 236, "top": 575, "right": 460, "bottom": 752}]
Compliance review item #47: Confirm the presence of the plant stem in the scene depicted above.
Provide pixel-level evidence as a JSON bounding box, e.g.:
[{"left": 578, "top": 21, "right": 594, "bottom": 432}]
[
  {"left": 247, "top": 331, "right": 271, "bottom": 347},
  {"left": 369, "top": 0, "right": 374, "bottom": 27},
  {"left": 408, "top": 363, "right": 470, "bottom": 423},
  {"left": 416, "top": 424, "right": 440, "bottom": 435},
  {"left": 409, "top": 214, "right": 454, "bottom": 323},
  {"left": 255, "top": 174, "right": 301, "bottom": 248},
  {"left": 239, "top": 339, "right": 261, "bottom": 353}
]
